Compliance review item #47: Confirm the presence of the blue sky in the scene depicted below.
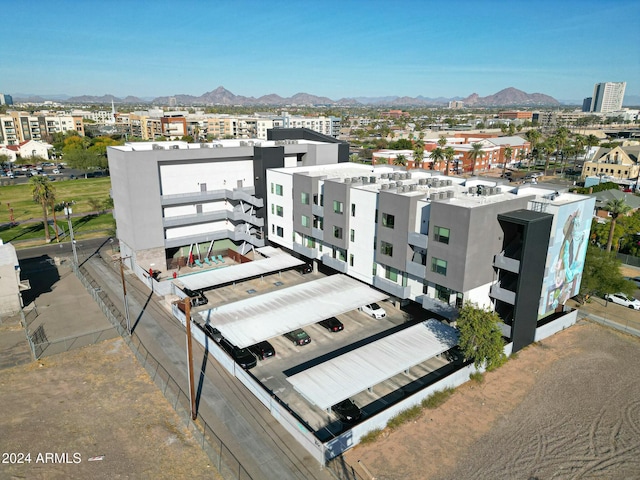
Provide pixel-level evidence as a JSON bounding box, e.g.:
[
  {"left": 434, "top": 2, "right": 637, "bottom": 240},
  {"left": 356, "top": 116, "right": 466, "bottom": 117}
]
[{"left": 3, "top": 0, "right": 639, "bottom": 102}]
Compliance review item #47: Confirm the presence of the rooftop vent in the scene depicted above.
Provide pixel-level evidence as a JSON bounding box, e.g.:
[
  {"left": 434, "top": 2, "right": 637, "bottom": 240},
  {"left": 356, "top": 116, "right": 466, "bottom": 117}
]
[
  {"left": 419, "top": 178, "right": 427, "bottom": 185},
  {"left": 410, "top": 184, "right": 418, "bottom": 191},
  {"left": 369, "top": 176, "right": 376, "bottom": 183},
  {"left": 430, "top": 193, "right": 438, "bottom": 201},
  {"left": 381, "top": 173, "right": 389, "bottom": 179},
  {"left": 406, "top": 172, "right": 412, "bottom": 179},
  {"left": 396, "top": 181, "right": 403, "bottom": 187},
  {"left": 446, "top": 190, "right": 454, "bottom": 198},
  {"left": 381, "top": 183, "right": 389, "bottom": 190},
  {"left": 344, "top": 178, "right": 351, "bottom": 184},
  {"left": 361, "top": 176, "right": 369, "bottom": 184}
]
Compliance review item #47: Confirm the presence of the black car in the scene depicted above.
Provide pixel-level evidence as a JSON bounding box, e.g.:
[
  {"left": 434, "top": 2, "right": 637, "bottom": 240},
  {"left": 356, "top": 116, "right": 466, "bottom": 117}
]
[
  {"left": 184, "top": 288, "right": 208, "bottom": 307},
  {"left": 318, "top": 317, "right": 344, "bottom": 332},
  {"left": 248, "top": 341, "right": 276, "bottom": 360},
  {"left": 284, "top": 329, "right": 311, "bottom": 346},
  {"left": 331, "top": 399, "right": 362, "bottom": 424},
  {"left": 219, "top": 338, "right": 257, "bottom": 369},
  {"left": 202, "top": 324, "right": 222, "bottom": 343}
]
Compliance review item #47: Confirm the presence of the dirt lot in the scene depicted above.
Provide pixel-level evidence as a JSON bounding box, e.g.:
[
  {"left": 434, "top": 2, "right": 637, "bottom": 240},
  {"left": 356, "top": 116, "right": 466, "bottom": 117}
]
[
  {"left": 344, "top": 321, "right": 640, "bottom": 479},
  {"left": 0, "top": 338, "right": 219, "bottom": 480}
]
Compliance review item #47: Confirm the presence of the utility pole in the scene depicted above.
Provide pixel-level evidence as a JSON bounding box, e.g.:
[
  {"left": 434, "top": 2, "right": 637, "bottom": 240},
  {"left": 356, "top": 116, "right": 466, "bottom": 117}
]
[
  {"left": 115, "top": 256, "right": 132, "bottom": 334},
  {"left": 64, "top": 202, "right": 78, "bottom": 269},
  {"left": 183, "top": 297, "right": 197, "bottom": 420}
]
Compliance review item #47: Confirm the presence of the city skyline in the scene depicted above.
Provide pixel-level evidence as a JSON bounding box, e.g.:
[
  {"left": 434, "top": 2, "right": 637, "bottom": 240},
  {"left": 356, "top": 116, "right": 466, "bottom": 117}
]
[{"left": 3, "top": 0, "right": 639, "bottom": 102}]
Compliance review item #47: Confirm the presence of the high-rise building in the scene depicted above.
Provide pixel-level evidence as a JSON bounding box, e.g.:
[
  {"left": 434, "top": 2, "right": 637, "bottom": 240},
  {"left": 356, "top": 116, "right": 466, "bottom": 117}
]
[
  {"left": 590, "top": 82, "right": 626, "bottom": 113},
  {"left": 0, "top": 94, "right": 13, "bottom": 106}
]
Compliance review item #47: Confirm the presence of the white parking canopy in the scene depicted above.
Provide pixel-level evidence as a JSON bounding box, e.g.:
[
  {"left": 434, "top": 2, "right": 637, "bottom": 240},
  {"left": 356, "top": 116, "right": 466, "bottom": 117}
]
[
  {"left": 197, "top": 274, "right": 387, "bottom": 348},
  {"left": 177, "top": 247, "right": 305, "bottom": 292},
  {"left": 286, "top": 319, "right": 459, "bottom": 410}
]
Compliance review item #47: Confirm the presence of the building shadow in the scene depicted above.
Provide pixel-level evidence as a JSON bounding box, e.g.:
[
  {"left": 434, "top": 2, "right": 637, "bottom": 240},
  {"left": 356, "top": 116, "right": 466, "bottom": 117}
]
[{"left": 19, "top": 255, "right": 62, "bottom": 306}]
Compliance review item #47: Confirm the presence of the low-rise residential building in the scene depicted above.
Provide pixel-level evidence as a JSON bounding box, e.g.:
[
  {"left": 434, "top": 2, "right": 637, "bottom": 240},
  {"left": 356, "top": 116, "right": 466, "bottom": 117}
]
[
  {"left": 581, "top": 145, "right": 640, "bottom": 180},
  {"left": 1, "top": 139, "right": 52, "bottom": 160}
]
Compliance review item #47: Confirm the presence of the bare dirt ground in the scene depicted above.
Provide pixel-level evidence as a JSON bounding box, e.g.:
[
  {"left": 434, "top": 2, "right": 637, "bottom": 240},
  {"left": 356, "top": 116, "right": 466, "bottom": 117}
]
[
  {"left": 0, "top": 338, "right": 220, "bottom": 480},
  {"left": 345, "top": 321, "right": 640, "bottom": 480}
]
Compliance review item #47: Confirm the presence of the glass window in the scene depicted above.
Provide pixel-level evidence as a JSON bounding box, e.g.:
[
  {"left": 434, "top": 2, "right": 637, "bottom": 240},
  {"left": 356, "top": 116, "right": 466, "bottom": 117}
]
[
  {"left": 435, "top": 284, "right": 452, "bottom": 302},
  {"left": 301, "top": 192, "right": 310, "bottom": 205},
  {"left": 270, "top": 183, "right": 274, "bottom": 194},
  {"left": 276, "top": 226, "right": 284, "bottom": 237},
  {"left": 382, "top": 213, "right": 395, "bottom": 229},
  {"left": 333, "top": 226, "right": 343, "bottom": 239},
  {"left": 381, "top": 241, "right": 393, "bottom": 256},
  {"left": 350, "top": 229, "right": 355, "bottom": 242},
  {"left": 351, "top": 203, "right": 356, "bottom": 216},
  {"left": 301, "top": 215, "right": 310, "bottom": 227},
  {"left": 431, "top": 257, "right": 447, "bottom": 275},
  {"left": 276, "top": 205, "right": 283, "bottom": 217},
  {"left": 271, "top": 204, "right": 274, "bottom": 214},
  {"left": 333, "top": 200, "right": 343, "bottom": 214},
  {"left": 349, "top": 254, "right": 354, "bottom": 266},
  {"left": 305, "top": 236, "right": 316, "bottom": 248},
  {"left": 385, "top": 267, "right": 398, "bottom": 282},
  {"left": 275, "top": 184, "right": 283, "bottom": 196},
  {"left": 434, "top": 226, "right": 450, "bottom": 244}
]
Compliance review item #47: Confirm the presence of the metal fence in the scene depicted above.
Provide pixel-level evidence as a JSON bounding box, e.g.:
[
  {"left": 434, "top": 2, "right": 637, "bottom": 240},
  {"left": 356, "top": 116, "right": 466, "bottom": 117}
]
[
  {"left": 616, "top": 252, "right": 640, "bottom": 268},
  {"left": 76, "top": 264, "right": 254, "bottom": 480},
  {"left": 28, "top": 326, "right": 118, "bottom": 360}
]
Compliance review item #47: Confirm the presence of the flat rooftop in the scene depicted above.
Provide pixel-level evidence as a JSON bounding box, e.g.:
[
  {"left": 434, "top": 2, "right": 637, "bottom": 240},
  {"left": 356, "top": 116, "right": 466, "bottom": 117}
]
[{"left": 111, "top": 138, "right": 328, "bottom": 152}]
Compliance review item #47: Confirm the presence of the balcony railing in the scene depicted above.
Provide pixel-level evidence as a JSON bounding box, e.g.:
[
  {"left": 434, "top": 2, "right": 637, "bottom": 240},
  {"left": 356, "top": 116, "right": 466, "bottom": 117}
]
[
  {"left": 373, "top": 276, "right": 411, "bottom": 299},
  {"left": 293, "top": 242, "right": 318, "bottom": 259},
  {"left": 407, "top": 232, "right": 428, "bottom": 249},
  {"left": 493, "top": 252, "right": 520, "bottom": 274},
  {"left": 321, "top": 254, "right": 348, "bottom": 273},
  {"left": 489, "top": 282, "right": 516, "bottom": 305},
  {"left": 405, "top": 260, "right": 427, "bottom": 278}
]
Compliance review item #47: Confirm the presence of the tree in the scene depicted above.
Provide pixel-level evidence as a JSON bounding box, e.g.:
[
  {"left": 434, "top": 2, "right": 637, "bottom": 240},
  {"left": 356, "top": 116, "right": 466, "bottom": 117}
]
[
  {"left": 502, "top": 146, "right": 513, "bottom": 178},
  {"left": 413, "top": 147, "right": 424, "bottom": 169},
  {"left": 31, "top": 176, "right": 56, "bottom": 243},
  {"left": 437, "top": 135, "right": 447, "bottom": 148},
  {"left": 541, "top": 137, "right": 555, "bottom": 175},
  {"left": 393, "top": 154, "right": 407, "bottom": 166},
  {"left": 604, "top": 198, "right": 631, "bottom": 252},
  {"left": 390, "top": 138, "right": 413, "bottom": 150},
  {"left": 584, "top": 134, "right": 600, "bottom": 149},
  {"left": 468, "top": 143, "right": 485, "bottom": 176},
  {"left": 580, "top": 246, "right": 634, "bottom": 298},
  {"left": 444, "top": 146, "right": 455, "bottom": 176},
  {"left": 525, "top": 129, "right": 541, "bottom": 166},
  {"left": 457, "top": 303, "right": 507, "bottom": 370},
  {"left": 430, "top": 147, "right": 445, "bottom": 171}
]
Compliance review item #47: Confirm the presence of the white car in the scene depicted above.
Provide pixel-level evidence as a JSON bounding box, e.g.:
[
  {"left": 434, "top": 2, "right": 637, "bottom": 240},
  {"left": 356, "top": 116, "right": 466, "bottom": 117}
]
[
  {"left": 52, "top": 168, "right": 60, "bottom": 174},
  {"left": 605, "top": 292, "right": 640, "bottom": 310},
  {"left": 359, "top": 303, "right": 387, "bottom": 319}
]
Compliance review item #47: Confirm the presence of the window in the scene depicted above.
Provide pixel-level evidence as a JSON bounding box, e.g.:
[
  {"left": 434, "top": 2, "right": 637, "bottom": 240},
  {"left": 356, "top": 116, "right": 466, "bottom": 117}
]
[
  {"left": 351, "top": 203, "right": 356, "bottom": 217},
  {"left": 434, "top": 226, "right": 450, "bottom": 244},
  {"left": 385, "top": 267, "right": 398, "bottom": 282},
  {"left": 333, "top": 226, "right": 343, "bottom": 239},
  {"left": 301, "top": 215, "right": 310, "bottom": 227},
  {"left": 276, "top": 205, "right": 283, "bottom": 217},
  {"left": 349, "top": 254, "right": 354, "bottom": 267},
  {"left": 275, "top": 184, "right": 283, "bottom": 196},
  {"left": 333, "top": 200, "right": 343, "bottom": 214},
  {"left": 271, "top": 204, "right": 274, "bottom": 214},
  {"left": 270, "top": 183, "right": 274, "bottom": 194},
  {"left": 435, "top": 284, "right": 452, "bottom": 303},
  {"left": 380, "top": 241, "right": 393, "bottom": 256},
  {"left": 305, "top": 236, "right": 316, "bottom": 248},
  {"left": 431, "top": 257, "right": 447, "bottom": 275},
  {"left": 382, "top": 213, "right": 395, "bottom": 229},
  {"left": 276, "top": 226, "right": 284, "bottom": 237},
  {"left": 350, "top": 229, "right": 355, "bottom": 242},
  {"left": 301, "top": 192, "right": 310, "bottom": 205}
]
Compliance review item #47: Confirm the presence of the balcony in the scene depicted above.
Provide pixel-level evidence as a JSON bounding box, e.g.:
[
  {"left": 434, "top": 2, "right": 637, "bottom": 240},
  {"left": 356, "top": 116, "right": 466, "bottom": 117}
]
[
  {"left": 407, "top": 232, "right": 428, "bottom": 249},
  {"left": 418, "top": 295, "right": 457, "bottom": 320},
  {"left": 162, "top": 211, "right": 226, "bottom": 228},
  {"left": 293, "top": 242, "right": 318, "bottom": 259},
  {"left": 321, "top": 254, "right": 348, "bottom": 273},
  {"left": 489, "top": 282, "right": 516, "bottom": 305},
  {"left": 405, "top": 260, "right": 427, "bottom": 278},
  {"left": 373, "top": 276, "right": 411, "bottom": 299},
  {"left": 311, "top": 227, "right": 324, "bottom": 240},
  {"left": 164, "top": 227, "right": 265, "bottom": 249},
  {"left": 493, "top": 252, "right": 520, "bottom": 274},
  {"left": 162, "top": 190, "right": 226, "bottom": 206},
  {"left": 312, "top": 204, "right": 324, "bottom": 216}
]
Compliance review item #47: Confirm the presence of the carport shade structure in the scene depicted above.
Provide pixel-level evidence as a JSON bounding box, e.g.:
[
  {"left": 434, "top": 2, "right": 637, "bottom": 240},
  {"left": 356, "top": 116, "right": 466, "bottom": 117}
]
[
  {"left": 286, "top": 319, "right": 459, "bottom": 410},
  {"left": 197, "top": 274, "right": 388, "bottom": 348}
]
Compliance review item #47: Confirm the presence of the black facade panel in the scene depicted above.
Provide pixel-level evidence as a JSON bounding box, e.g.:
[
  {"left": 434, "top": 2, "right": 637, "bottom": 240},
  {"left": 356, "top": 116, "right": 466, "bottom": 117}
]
[
  {"left": 253, "top": 146, "right": 285, "bottom": 222},
  {"left": 267, "top": 128, "right": 349, "bottom": 162}
]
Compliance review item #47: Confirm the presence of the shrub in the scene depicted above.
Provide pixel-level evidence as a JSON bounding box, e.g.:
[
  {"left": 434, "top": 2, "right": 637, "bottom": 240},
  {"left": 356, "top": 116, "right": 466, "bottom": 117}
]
[
  {"left": 421, "top": 388, "right": 455, "bottom": 409},
  {"left": 469, "top": 372, "right": 484, "bottom": 384},
  {"left": 386, "top": 405, "right": 422, "bottom": 429},
  {"left": 359, "top": 428, "right": 383, "bottom": 445}
]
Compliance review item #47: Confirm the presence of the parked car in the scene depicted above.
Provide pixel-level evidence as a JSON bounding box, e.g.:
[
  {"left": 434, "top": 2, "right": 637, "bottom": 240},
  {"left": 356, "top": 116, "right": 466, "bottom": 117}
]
[
  {"left": 284, "top": 328, "right": 311, "bottom": 346},
  {"left": 219, "top": 338, "right": 257, "bottom": 369},
  {"left": 52, "top": 168, "right": 60, "bottom": 174},
  {"left": 183, "top": 287, "right": 208, "bottom": 307},
  {"left": 359, "top": 303, "right": 387, "bottom": 319},
  {"left": 318, "top": 317, "right": 344, "bottom": 332},
  {"left": 605, "top": 292, "right": 640, "bottom": 310},
  {"left": 248, "top": 341, "right": 276, "bottom": 360},
  {"left": 299, "top": 263, "right": 313, "bottom": 274},
  {"left": 627, "top": 277, "right": 640, "bottom": 288},
  {"left": 331, "top": 399, "right": 362, "bottom": 424},
  {"left": 202, "top": 324, "right": 222, "bottom": 343}
]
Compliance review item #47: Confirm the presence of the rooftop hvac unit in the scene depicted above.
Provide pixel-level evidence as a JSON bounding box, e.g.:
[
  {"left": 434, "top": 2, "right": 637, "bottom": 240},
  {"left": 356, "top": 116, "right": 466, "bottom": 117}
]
[
  {"left": 495, "top": 187, "right": 502, "bottom": 194},
  {"left": 240, "top": 141, "right": 248, "bottom": 146},
  {"left": 361, "top": 176, "right": 369, "bottom": 184},
  {"left": 381, "top": 173, "right": 389, "bottom": 179},
  {"left": 430, "top": 193, "right": 439, "bottom": 201},
  {"left": 381, "top": 183, "right": 389, "bottom": 190},
  {"left": 446, "top": 179, "right": 452, "bottom": 186},
  {"left": 393, "top": 173, "right": 400, "bottom": 180},
  {"left": 468, "top": 186, "right": 475, "bottom": 194},
  {"left": 171, "top": 145, "right": 179, "bottom": 149},
  {"left": 419, "top": 178, "right": 427, "bottom": 185},
  {"left": 152, "top": 144, "right": 164, "bottom": 150},
  {"left": 344, "top": 178, "right": 351, "bottom": 183},
  {"left": 481, "top": 187, "right": 489, "bottom": 196},
  {"left": 213, "top": 143, "right": 223, "bottom": 148},
  {"left": 396, "top": 181, "right": 403, "bottom": 187},
  {"left": 446, "top": 190, "right": 454, "bottom": 198},
  {"left": 406, "top": 172, "right": 412, "bottom": 179},
  {"left": 200, "top": 143, "right": 209, "bottom": 148},
  {"left": 399, "top": 173, "right": 406, "bottom": 180},
  {"left": 352, "top": 177, "right": 360, "bottom": 183},
  {"left": 410, "top": 184, "right": 418, "bottom": 191},
  {"left": 369, "top": 176, "right": 376, "bottom": 183},
  {"left": 439, "top": 191, "right": 446, "bottom": 199}
]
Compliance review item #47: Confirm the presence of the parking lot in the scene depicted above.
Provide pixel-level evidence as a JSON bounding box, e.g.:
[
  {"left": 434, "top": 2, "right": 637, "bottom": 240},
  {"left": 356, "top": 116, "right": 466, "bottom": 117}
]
[{"left": 189, "top": 267, "right": 456, "bottom": 438}]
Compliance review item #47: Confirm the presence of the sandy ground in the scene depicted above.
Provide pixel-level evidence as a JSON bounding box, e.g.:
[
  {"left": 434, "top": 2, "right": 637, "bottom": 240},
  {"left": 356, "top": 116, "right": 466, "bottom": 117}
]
[
  {"left": 344, "top": 321, "right": 640, "bottom": 480},
  {"left": 0, "top": 338, "right": 220, "bottom": 480}
]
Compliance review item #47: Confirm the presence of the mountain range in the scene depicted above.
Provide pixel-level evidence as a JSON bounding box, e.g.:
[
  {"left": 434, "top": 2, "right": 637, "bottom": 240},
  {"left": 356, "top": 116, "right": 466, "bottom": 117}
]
[{"left": 10, "top": 87, "right": 640, "bottom": 107}]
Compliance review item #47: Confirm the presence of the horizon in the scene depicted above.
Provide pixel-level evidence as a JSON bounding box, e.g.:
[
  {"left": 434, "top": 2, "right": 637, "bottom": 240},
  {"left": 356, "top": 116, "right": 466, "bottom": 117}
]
[{"left": 3, "top": 0, "right": 639, "bottom": 100}]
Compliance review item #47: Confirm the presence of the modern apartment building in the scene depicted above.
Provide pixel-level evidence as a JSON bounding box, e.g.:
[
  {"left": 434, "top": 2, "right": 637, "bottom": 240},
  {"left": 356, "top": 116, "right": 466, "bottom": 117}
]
[
  {"left": 590, "top": 82, "right": 626, "bottom": 113},
  {"left": 0, "top": 112, "right": 84, "bottom": 145},
  {"left": 0, "top": 94, "right": 13, "bottom": 106},
  {"left": 106, "top": 131, "right": 348, "bottom": 275},
  {"left": 266, "top": 163, "right": 594, "bottom": 352}
]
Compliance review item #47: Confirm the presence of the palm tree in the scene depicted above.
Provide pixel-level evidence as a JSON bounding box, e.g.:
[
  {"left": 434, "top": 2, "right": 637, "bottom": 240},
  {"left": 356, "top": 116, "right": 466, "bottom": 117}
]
[
  {"left": 393, "top": 154, "right": 406, "bottom": 166},
  {"left": 413, "top": 147, "right": 424, "bottom": 169},
  {"left": 468, "top": 143, "right": 485, "bottom": 176},
  {"left": 430, "top": 147, "right": 445, "bottom": 171},
  {"left": 437, "top": 135, "right": 447, "bottom": 148},
  {"left": 542, "top": 138, "right": 556, "bottom": 176},
  {"left": 502, "top": 146, "right": 513, "bottom": 178},
  {"left": 444, "top": 146, "right": 455, "bottom": 176},
  {"left": 525, "top": 129, "right": 542, "bottom": 169},
  {"left": 31, "top": 176, "right": 56, "bottom": 243},
  {"left": 604, "top": 198, "right": 631, "bottom": 252}
]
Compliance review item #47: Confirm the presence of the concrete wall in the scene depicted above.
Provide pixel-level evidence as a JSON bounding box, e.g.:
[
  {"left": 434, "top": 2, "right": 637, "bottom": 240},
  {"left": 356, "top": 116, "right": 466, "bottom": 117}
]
[{"left": 0, "top": 245, "right": 21, "bottom": 318}]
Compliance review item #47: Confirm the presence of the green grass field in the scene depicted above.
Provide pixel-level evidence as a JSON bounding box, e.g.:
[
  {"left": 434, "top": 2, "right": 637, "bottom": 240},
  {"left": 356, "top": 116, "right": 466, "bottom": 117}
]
[{"left": 0, "top": 178, "right": 114, "bottom": 246}]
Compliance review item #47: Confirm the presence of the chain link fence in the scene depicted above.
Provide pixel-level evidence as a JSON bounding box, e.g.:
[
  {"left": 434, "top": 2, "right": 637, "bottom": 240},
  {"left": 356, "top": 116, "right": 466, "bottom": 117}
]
[{"left": 76, "top": 264, "right": 254, "bottom": 480}]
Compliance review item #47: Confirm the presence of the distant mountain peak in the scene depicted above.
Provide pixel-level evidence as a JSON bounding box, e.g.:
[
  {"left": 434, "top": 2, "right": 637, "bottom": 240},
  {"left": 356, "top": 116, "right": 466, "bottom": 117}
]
[{"left": 463, "top": 87, "right": 559, "bottom": 106}]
